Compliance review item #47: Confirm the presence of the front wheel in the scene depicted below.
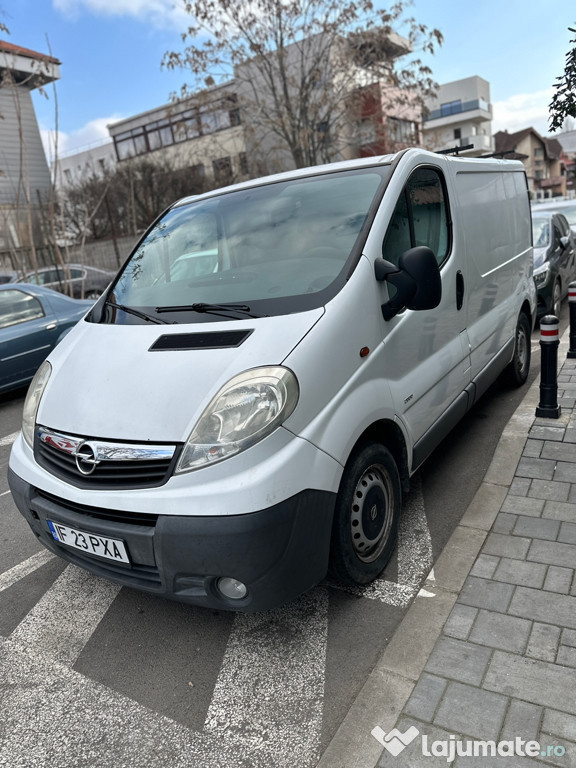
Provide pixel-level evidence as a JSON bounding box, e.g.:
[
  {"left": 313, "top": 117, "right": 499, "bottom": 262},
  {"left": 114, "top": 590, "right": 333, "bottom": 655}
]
[
  {"left": 329, "top": 443, "right": 401, "bottom": 586},
  {"left": 503, "top": 312, "right": 531, "bottom": 387}
]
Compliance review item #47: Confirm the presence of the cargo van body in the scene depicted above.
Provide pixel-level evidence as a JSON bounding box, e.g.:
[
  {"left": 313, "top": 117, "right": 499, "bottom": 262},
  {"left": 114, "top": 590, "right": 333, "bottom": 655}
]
[{"left": 8, "top": 149, "right": 536, "bottom": 611}]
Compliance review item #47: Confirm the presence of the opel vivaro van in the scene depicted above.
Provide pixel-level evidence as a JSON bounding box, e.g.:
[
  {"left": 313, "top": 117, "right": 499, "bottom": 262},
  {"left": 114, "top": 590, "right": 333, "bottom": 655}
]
[{"left": 8, "top": 149, "right": 536, "bottom": 611}]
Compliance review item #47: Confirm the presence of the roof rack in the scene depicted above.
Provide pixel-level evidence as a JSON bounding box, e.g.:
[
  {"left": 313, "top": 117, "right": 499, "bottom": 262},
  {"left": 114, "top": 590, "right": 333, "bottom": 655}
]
[
  {"left": 436, "top": 144, "right": 474, "bottom": 156},
  {"left": 480, "top": 150, "right": 517, "bottom": 159}
]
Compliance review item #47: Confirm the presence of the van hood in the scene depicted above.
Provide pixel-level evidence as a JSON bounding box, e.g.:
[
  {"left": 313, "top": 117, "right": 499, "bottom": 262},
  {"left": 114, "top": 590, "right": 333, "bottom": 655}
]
[{"left": 37, "top": 310, "right": 323, "bottom": 442}]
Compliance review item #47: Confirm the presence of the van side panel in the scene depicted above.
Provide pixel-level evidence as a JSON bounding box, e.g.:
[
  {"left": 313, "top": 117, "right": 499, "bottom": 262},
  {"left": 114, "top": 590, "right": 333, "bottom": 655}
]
[{"left": 453, "top": 168, "right": 533, "bottom": 381}]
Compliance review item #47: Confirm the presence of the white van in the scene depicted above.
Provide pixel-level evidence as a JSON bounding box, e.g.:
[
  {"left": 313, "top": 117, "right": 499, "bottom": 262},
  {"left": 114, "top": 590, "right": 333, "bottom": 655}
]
[{"left": 8, "top": 149, "right": 536, "bottom": 611}]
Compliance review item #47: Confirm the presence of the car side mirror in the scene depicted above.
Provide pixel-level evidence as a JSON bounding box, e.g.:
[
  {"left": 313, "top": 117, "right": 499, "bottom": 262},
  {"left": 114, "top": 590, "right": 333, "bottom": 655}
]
[
  {"left": 375, "top": 246, "right": 442, "bottom": 321},
  {"left": 560, "top": 235, "right": 570, "bottom": 250}
]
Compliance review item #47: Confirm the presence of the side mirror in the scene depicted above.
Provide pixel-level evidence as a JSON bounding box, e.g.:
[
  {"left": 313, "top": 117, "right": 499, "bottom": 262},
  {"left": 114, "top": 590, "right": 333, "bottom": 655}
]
[
  {"left": 560, "top": 235, "right": 570, "bottom": 250},
  {"left": 375, "top": 246, "right": 442, "bottom": 321}
]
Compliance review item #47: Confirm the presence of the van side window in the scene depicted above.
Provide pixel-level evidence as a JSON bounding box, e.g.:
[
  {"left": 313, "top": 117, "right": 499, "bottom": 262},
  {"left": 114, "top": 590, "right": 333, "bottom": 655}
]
[{"left": 382, "top": 167, "right": 450, "bottom": 267}]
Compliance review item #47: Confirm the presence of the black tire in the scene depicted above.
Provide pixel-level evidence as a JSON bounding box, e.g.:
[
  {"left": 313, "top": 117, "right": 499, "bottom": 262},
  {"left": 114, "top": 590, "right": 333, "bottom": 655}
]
[
  {"left": 329, "top": 443, "right": 401, "bottom": 585},
  {"left": 503, "top": 312, "right": 531, "bottom": 387}
]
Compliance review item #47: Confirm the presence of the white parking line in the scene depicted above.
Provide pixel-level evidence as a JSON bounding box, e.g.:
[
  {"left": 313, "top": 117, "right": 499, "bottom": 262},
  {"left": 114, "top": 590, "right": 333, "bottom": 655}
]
[
  {"left": 204, "top": 588, "right": 329, "bottom": 765},
  {"left": 0, "top": 549, "right": 56, "bottom": 593},
  {"left": 0, "top": 431, "right": 19, "bottom": 447}
]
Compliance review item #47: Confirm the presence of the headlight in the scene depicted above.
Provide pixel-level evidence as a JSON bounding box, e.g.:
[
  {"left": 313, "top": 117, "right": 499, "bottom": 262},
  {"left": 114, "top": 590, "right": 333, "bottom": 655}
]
[
  {"left": 534, "top": 264, "right": 549, "bottom": 288},
  {"left": 176, "top": 366, "right": 299, "bottom": 473},
  {"left": 22, "top": 361, "right": 52, "bottom": 448}
]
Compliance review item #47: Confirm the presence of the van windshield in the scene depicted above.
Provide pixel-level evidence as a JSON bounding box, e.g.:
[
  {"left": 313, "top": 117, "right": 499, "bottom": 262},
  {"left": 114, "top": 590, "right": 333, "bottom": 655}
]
[{"left": 107, "top": 167, "right": 388, "bottom": 322}]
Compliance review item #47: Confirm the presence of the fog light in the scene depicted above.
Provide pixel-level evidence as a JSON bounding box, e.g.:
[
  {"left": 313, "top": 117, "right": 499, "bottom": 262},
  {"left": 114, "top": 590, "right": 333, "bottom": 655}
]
[{"left": 216, "top": 577, "right": 248, "bottom": 600}]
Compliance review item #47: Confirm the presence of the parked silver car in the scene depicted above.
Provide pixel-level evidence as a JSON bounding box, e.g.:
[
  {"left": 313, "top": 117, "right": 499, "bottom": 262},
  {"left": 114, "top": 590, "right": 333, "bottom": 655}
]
[{"left": 17, "top": 264, "right": 115, "bottom": 299}]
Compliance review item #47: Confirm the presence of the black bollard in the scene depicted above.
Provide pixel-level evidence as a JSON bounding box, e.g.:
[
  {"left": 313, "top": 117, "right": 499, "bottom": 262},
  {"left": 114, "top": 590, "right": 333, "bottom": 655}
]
[
  {"left": 536, "top": 315, "right": 561, "bottom": 419},
  {"left": 568, "top": 282, "right": 576, "bottom": 359}
]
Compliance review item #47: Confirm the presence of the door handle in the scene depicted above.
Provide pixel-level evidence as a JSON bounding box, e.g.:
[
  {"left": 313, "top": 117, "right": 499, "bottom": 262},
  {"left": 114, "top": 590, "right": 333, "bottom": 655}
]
[
  {"left": 456, "top": 271, "right": 464, "bottom": 311},
  {"left": 45, "top": 323, "right": 57, "bottom": 330}
]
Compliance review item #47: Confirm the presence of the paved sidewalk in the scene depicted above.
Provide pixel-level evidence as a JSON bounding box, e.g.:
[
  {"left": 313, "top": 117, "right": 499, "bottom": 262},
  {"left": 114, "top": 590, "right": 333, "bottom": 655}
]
[{"left": 372, "top": 348, "right": 576, "bottom": 766}]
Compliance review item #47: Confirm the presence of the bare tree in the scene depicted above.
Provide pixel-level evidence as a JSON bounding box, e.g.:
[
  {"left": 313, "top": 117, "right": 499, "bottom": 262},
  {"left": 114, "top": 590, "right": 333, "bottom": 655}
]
[
  {"left": 164, "top": 0, "right": 442, "bottom": 169},
  {"left": 549, "top": 24, "right": 576, "bottom": 133}
]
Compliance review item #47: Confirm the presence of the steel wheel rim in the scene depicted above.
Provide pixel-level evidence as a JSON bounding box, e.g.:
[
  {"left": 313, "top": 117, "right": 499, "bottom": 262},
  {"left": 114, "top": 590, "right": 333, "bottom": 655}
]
[
  {"left": 553, "top": 282, "right": 561, "bottom": 318},
  {"left": 516, "top": 324, "right": 528, "bottom": 377},
  {"left": 349, "top": 463, "right": 393, "bottom": 563}
]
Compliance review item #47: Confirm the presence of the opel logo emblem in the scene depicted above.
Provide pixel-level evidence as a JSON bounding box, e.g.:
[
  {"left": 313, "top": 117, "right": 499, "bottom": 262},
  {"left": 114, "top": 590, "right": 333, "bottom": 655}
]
[
  {"left": 370, "top": 504, "right": 378, "bottom": 521},
  {"left": 75, "top": 442, "right": 100, "bottom": 475}
]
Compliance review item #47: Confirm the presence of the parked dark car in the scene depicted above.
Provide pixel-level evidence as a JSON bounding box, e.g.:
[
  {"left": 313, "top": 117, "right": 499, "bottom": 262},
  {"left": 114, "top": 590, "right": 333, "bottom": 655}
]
[
  {"left": 533, "top": 199, "right": 576, "bottom": 236},
  {"left": 0, "top": 270, "right": 17, "bottom": 284},
  {"left": 18, "top": 264, "right": 115, "bottom": 299},
  {"left": 532, "top": 211, "right": 576, "bottom": 318},
  {"left": 0, "top": 284, "right": 93, "bottom": 394}
]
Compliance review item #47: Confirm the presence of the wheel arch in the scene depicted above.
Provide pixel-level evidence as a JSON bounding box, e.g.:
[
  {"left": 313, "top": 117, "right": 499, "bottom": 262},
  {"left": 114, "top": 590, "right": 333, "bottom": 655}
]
[{"left": 346, "top": 419, "right": 410, "bottom": 495}]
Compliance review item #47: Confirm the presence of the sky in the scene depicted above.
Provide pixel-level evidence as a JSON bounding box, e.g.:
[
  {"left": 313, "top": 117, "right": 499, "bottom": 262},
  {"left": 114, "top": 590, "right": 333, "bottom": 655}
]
[{"left": 2, "top": 0, "right": 575, "bottom": 159}]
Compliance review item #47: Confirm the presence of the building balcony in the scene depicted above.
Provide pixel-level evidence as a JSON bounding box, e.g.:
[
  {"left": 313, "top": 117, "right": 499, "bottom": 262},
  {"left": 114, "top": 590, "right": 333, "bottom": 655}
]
[{"left": 424, "top": 100, "right": 492, "bottom": 129}]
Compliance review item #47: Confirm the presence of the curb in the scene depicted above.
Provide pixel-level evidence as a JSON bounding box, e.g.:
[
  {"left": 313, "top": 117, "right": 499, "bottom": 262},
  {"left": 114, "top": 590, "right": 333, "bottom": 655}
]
[{"left": 316, "top": 329, "right": 571, "bottom": 768}]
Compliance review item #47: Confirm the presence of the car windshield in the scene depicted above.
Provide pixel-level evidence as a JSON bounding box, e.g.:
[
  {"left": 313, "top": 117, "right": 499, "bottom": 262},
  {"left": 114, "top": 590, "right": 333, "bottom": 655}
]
[
  {"left": 109, "top": 167, "right": 389, "bottom": 320},
  {"left": 532, "top": 218, "right": 550, "bottom": 248}
]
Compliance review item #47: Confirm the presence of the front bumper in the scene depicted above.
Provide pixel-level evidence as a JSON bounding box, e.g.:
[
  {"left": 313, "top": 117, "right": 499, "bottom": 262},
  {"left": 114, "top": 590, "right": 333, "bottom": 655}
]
[{"left": 8, "top": 468, "right": 336, "bottom": 612}]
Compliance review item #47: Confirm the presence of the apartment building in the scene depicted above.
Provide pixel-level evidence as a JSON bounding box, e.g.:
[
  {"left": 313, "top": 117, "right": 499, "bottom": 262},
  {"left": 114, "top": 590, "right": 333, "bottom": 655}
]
[
  {"left": 494, "top": 128, "right": 567, "bottom": 198},
  {"left": 422, "top": 76, "right": 493, "bottom": 156}
]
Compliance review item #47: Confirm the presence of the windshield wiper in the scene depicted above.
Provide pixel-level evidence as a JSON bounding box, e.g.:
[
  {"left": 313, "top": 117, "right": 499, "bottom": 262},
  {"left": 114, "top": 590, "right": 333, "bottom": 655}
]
[
  {"left": 156, "top": 303, "right": 263, "bottom": 318},
  {"left": 106, "top": 300, "right": 171, "bottom": 325}
]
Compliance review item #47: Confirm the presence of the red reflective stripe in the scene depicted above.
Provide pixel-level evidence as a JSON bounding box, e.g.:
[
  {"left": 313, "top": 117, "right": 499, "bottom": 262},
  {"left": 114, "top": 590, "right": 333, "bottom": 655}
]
[{"left": 541, "top": 330, "right": 559, "bottom": 336}]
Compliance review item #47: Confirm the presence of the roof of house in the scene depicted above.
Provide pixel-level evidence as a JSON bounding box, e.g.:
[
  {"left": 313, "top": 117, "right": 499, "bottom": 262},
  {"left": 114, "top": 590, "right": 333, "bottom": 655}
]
[
  {"left": 494, "top": 127, "right": 565, "bottom": 162},
  {"left": 0, "top": 40, "right": 60, "bottom": 66}
]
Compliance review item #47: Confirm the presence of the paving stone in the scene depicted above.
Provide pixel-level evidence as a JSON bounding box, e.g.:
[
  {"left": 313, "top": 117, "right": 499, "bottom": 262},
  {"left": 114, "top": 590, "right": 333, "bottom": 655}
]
[
  {"left": 535, "top": 735, "right": 576, "bottom": 768},
  {"left": 482, "top": 533, "right": 531, "bottom": 560},
  {"left": 403, "top": 673, "right": 448, "bottom": 723},
  {"left": 454, "top": 756, "right": 552, "bottom": 768},
  {"left": 501, "top": 700, "right": 543, "bottom": 743},
  {"left": 512, "top": 516, "right": 560, "bottom": 541},
  {"left": 501, "top": 495, "right": 544, "bottom": 517},
  {"left": 507, "top": 477, "right": 532, "bottom": 497},
  {"left": 425, "top": 636, "right": 492, "bottom": 686},
  {"left": 523, "top": 439, "right": 543, "bottom": 458},
  {"left": 509, "top": 586, "right": 576, "bottom": 629},
  {"left": 541, "top": 441, "right": 576, "bottom": 462},
  {"left": 434, "top": 682, "right": 508, "bottom": 741},
  {"left": 561, "top": 629, "right": 576, "bottom": 647},
  {"left": 565, "top": 426, "right": 576, "bottom": 443},
  {"left": 483, "top": 651, "right": 576, "bottom": 714},
  {"left": 553, "top": 462, "right": 576, "bottom": 483},
  {"left": 528, "top": 480, "right": 571, "bottom": 503},
  {"left": 516, "top": 457, "right": 556, "bottom": 480},
  {"left": 556, "top": 645, "right": 576, "bottom": 669},
  {"left": 542, "top": 708, "right": 576, "bottom": 742},
  {"left": 569, "top": 486, "right": 576, "bottom": 504},
  {"left": 543, "top": 500, "right": 576, "bottom": 522},
  {"left": 544, "top": 566, "right": 573, "bottom": 594},
  {"left": 529, "top": 426, "right": 565, "bottom": 441},
  {"left": 458, "top": 577, "right": 515, "bottom": 613},
  {"left": 527, "top": 540, "right": 576, "bottom": 569},
  {"left": 443, "top": 604, "right": 478, "bottom": 641},
  {"left": 376, "top": 717, "right": 458, "bottom": 768},
  {"left": 470, "top": 554, "right": 500, "bottom": 579},
  {"left": 491, "top": 514, "right": 517, "bottom": 536},
  {"left": 492, "top": 558, "right": 547, "bottom": 589},
  {"left": 468, "top": 610, "right": 531, "bottom": 654},
  {"left": 558, "top": 522, "right": 576, "bottom": 545},
  {"left": 526, "top": 622, "right": 562, "bottom": 662}
]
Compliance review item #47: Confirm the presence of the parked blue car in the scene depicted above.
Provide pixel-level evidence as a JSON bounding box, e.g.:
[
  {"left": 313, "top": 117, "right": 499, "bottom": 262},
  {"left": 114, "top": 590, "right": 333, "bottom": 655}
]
[{"left": 0, "top": 284, "right": 93, "bottom": 394}]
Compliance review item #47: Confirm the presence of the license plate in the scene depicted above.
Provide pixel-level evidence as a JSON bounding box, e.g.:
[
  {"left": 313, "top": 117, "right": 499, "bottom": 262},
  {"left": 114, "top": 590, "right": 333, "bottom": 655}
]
[{"left": 47, "top": 520, "right": 130, "bottom": 564}]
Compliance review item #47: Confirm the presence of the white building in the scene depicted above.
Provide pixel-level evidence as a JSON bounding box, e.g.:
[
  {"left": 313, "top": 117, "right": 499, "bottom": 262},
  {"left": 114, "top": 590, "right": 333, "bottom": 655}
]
[
  {"left": 422, "top": 76, "right": 493, "bottom": 156},
  {"left": 54, "top": 139, "right": 116, "bottom": 189}
]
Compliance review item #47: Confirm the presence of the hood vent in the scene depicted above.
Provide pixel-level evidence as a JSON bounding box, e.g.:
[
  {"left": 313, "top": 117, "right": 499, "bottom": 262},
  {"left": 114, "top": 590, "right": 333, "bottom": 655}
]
[{"left": 149, "top": 329, "right": 254, "bottom": 351}]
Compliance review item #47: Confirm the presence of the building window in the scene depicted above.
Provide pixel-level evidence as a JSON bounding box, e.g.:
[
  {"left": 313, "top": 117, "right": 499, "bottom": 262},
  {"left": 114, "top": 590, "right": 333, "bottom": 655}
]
[
  {"left": 213, "top": 156, "right": 232, "bottom": 183},
  {"left": 454, "top": 128, "right": 461, "bottom": 140},
  {"left": 534, "top": 147, "right": 544, "bottom": 158},
  {"left": 64, "top": 169, "right": 72, "bottom": 183},
  {"left": 388, "top": 117, "right": 418, "bottom": 144},
  {"left": 238, "top": 152, "right": 249, "bottom": 176}
]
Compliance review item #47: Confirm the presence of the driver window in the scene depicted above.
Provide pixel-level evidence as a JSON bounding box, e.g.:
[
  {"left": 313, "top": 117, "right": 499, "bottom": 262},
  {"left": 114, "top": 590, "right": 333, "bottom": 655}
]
[{"left": 382, "top": 167, "right": 450, "bottom": 267}]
